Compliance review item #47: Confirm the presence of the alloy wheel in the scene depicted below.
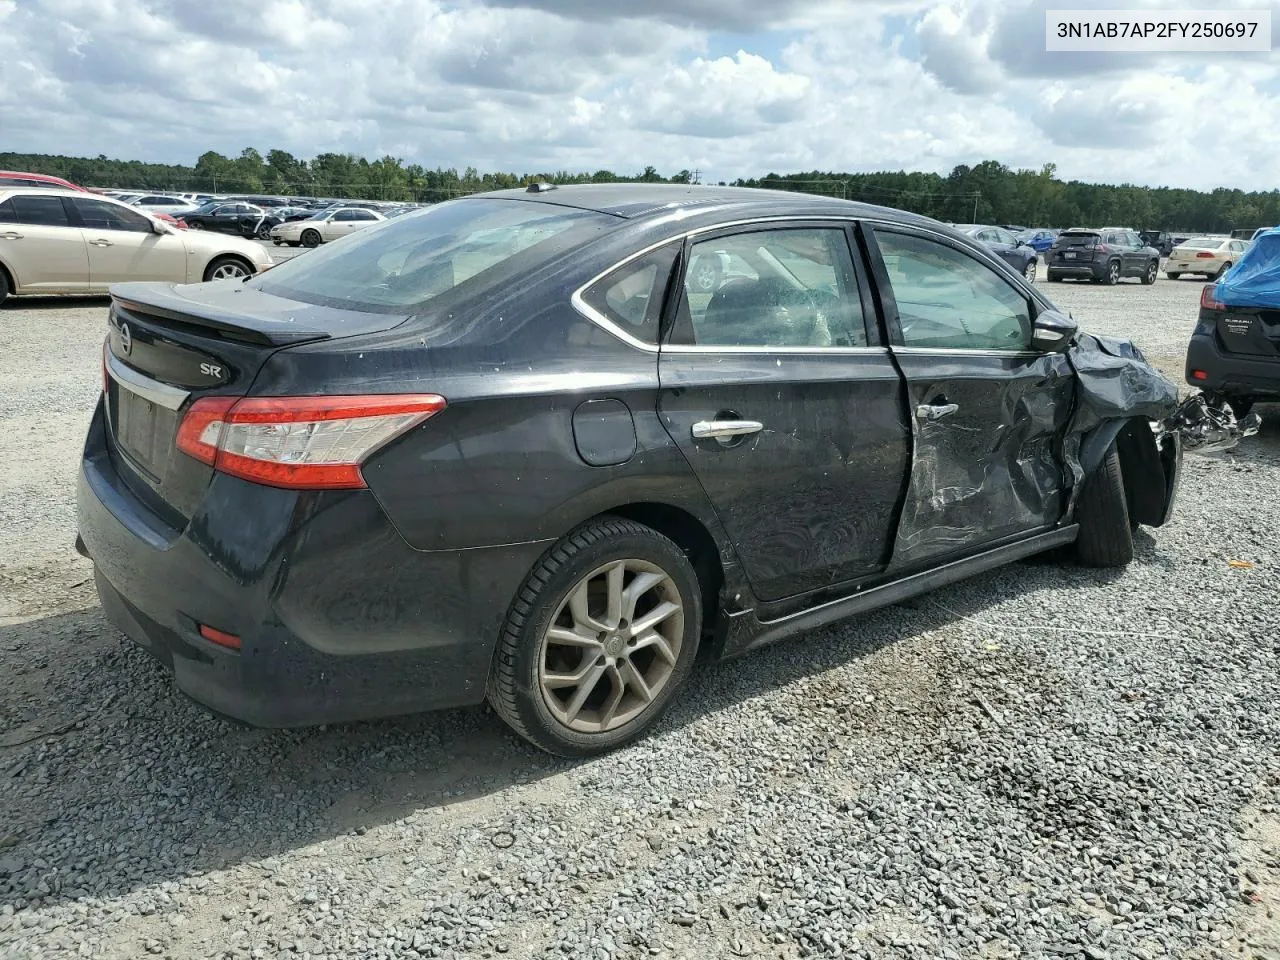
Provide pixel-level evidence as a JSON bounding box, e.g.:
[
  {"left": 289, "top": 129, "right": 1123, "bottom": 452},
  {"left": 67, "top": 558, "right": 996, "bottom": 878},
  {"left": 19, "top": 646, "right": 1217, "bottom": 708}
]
[
  {"left": 537, "top": 558, "right": 684, "bottom": 734},
  {"left": 1107, "top": 261, "right": 1120, "bottom": 285},
  {"left": 691, "top": 259, "right": 719, "bottom": 292},
  {"left": 209, "top": 261, "right": 249, "bottom": 280},
  {"left": 1024, "top": 260, "right": 1037, "bottom": 283}
]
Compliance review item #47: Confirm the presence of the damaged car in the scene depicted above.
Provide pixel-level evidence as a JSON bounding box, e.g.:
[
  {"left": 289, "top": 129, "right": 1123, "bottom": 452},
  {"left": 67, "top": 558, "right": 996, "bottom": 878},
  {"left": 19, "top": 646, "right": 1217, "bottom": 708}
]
[{"left": 78, "top": 184, "right": 1234, "bottom": 757}]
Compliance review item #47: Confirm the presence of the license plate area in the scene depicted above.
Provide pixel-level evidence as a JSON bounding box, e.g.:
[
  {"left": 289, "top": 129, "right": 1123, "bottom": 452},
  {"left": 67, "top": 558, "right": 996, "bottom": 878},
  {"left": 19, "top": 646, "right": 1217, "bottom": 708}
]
[
  {"left": 108, "top": 380, "right": 180, "bottom": 482},
  {"left": 1222, "top": 314, "right": 1255, "bottom": 337},
  {"left": 1064, "top": 251, "right": 1077, "bottom": 259}
]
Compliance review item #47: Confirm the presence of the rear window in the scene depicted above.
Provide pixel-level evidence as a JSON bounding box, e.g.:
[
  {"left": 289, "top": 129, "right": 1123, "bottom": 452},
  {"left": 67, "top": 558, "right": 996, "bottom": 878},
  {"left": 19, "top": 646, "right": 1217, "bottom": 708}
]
[
  {"left": 253, "top": 198, "right": 616, "bottom": 314},
  {"left": 1180, "top": 238, "right": 1224, "bottom": 249}
]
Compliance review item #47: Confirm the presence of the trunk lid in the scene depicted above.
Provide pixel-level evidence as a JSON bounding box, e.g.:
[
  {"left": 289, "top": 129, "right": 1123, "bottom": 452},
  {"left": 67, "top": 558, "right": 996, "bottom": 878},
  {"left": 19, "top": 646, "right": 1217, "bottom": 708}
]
[
  {"left": 1053, "top": 231, "right": 1101, "bottom": 261},
  {"left": 1209, "top": 305, "right": 1280, "bottom": 357},
  {"left": 104, "top": 281, "right": 412, "bottom": 525}
]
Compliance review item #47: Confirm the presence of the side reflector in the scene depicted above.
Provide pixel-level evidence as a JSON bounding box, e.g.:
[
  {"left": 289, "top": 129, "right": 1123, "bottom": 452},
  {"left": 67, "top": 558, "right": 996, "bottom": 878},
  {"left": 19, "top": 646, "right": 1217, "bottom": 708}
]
[{"left": 198, "top": 624, "right": 242, "bottom": 651}]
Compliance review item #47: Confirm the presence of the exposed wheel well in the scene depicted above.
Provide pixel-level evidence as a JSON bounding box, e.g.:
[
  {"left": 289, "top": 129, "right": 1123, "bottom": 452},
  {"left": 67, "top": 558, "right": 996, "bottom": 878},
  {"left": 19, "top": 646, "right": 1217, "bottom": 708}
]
[
  {"left": 1113, "top": 417, "right": 1172, "bottom": 527},
  {"left": 601, "top": 502, "right": 725, "bottom": 655},
  {"left": 0, "top": 260, "right": 14, "bottom": 295}
]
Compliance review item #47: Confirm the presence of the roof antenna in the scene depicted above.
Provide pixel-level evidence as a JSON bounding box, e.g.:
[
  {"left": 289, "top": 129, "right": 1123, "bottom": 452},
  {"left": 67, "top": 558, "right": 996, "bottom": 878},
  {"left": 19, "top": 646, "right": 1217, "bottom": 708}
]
[{"left": 526, "top": 182, "right": 557, "bottom": 193}]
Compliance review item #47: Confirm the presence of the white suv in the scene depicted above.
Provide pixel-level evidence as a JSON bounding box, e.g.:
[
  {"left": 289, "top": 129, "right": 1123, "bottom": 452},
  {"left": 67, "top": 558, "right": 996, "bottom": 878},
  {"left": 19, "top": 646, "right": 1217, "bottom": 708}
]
[{"left": 0, "top": 188, "right": 272, "bottom": 305}]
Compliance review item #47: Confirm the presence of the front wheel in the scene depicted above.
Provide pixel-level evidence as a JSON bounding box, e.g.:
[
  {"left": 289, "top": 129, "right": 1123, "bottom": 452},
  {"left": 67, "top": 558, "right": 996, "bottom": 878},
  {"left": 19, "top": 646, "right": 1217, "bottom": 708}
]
[
  {"left": 0, "top": 268, "right": 9, "bottom": 306},
  {"left": 487, "top": 517, "right": 702, "bottom": 757},
  {"left": 202, "top": 256, "right": 252, "bottom": 282},
  {"left": 301, "top": 229, "right": 322, "bottom": 248},
  {"left": 1074, "top": 445, "right": 1133, "bottom": 567},
  {"left": 1101, "top": 260, "right": 1121, "bottom": 285},
  {"left": 1023, "top": 259, "right": 1037, "bottom": 283}
]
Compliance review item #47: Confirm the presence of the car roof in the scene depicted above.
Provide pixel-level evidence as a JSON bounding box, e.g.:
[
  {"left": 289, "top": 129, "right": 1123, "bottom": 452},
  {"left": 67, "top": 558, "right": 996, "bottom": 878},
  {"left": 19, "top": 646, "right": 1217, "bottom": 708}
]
[{"left": 464, "top": 183, "right": 939, "bottom": 228}]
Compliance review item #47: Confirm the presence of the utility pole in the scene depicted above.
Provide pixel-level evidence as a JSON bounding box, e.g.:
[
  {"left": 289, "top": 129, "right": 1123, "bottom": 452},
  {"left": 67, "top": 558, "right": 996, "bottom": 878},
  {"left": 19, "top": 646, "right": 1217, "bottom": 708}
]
[
  {"left": 692, "top": 168, "right": 701, "bottom": 184},
  {"left": 973, "top": 193, "right": 979, "bottom": 222}
]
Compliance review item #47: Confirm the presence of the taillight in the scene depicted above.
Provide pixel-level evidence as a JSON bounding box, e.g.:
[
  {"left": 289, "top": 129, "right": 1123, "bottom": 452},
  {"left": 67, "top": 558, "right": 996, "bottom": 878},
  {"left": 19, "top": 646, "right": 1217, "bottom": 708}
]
[
  {"left": 1200, "top": 284, "right": 1226, "bottom": 311},
  {"left": 176, "top": 394, "right": 446, "bottom": 489},
  {"left": 1195, "top": 251, "right": 1215, "bottom": 259}
]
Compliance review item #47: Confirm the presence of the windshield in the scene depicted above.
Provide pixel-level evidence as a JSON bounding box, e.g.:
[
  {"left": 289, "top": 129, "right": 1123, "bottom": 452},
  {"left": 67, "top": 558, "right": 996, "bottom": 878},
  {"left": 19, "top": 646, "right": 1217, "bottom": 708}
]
[{"left": 252, "top": 197, "right": 616, "bottom": 313}]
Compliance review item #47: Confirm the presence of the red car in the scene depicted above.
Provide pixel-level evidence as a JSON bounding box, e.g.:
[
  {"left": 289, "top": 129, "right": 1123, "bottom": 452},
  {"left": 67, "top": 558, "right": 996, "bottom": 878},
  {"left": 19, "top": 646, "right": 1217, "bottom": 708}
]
[{"left": 0, "top": 170, "right": 88, "bottom": 191}]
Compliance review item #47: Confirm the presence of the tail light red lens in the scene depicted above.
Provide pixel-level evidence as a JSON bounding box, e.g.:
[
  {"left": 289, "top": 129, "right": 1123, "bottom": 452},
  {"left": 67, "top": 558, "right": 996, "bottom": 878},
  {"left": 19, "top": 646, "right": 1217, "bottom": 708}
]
[
  {"left": 1094, "top": 243, "right": 1110, "bottom": 253},
  {"left": 1191, "top": 369, "right": 1209, "bottom": 381},
  {"left": 1200, "top": 284, "right": 1226, "bottom": 311},
  {"left": 176, "top": 394, "right": 447, "bottom": 489},
  {"left": 1195, "top": 251, "right": 1215, "bottom": 259},
  {"left": 198, "top": 624, "right": 242, "bottom": 651}
]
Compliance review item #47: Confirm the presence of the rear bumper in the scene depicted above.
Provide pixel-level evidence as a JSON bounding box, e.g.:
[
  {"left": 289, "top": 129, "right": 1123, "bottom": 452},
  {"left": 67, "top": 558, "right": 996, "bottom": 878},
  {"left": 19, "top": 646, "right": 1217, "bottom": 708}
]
[
  {"left": 1046, "top": 259, "right": 1105, "bottom": 279},
  {"left": 1185, "top": 335, "right": 1280, "bottom": 398},
  {"left": 1168, "top": 262, "right": 1219, "bottom": 274},
  {"left": 76, "top": 400, "right": 550, "bottom": 728}
]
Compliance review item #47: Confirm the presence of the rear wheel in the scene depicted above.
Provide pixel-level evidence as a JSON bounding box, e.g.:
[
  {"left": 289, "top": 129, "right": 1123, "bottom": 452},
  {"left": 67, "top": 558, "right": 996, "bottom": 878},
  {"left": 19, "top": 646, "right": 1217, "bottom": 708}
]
[
  {"left": 1216, "top": 261, "right": 1232, "bottom": 279},
  {"left": 301, "top": 229, "right": 322, "bottom": 247},
  {"left": 0, "top": 268, "right": 9, "bottom": 306},
  {"left": 202, "top": 256, "right": 252, "bottom": 282},
  {"left": 1167, "top": 271, "right": 1182, "bottom": 280},
  {"left": 1141, "top": 260, "right": 1158, "bottom": 284},
  {"left": 487, "top": 517, "right": 702, "bottom": 757},
  {"left": 256, "top": 223, "right": 273, "bottom": 240},
  {"left": 188, "top": 221, "right": 203, "bottom": 230},
  {"left": 1074, "top": 445, "right": 1134, "bottom": 567},
  {"left": 1048, "top": 272, "right": 1063, "bottom": 282},
  {"left": 1101, "top": 260, "right": 1121, "bottom": 285},
  {"left": 1023, "top": 259, "right": 1037, "bottom": 283}
]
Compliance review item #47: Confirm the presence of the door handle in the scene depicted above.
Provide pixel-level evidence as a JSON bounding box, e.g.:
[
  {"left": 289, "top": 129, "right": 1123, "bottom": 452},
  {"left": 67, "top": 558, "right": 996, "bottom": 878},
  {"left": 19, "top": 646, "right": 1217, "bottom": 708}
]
[
  {"left": 0, "top": 232, "right": 22, "bottom": 240},
  {"left": 916, "top": 402, "right": 959, "bottom": 421},
  {"left": 692, "top": 419, "right": 764, "bottom": 440},
  {"left": 89, "top": 239, "right": 113, "bottom": 247}
]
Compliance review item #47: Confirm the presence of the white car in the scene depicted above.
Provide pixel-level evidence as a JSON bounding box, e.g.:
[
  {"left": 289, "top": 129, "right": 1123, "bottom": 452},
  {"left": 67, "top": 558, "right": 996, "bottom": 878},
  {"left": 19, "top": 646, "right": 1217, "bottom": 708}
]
[
  {"left": 0, "top": 187, "right": 272, "bottom": 305},
  {"left": 1166, "top": 236, "right": 1249, "bottom": 280},
  {"left": 270, "top": 206, "right": 386, "bottom": 247},
  {"left": 126, "top": 194, "right": 201, "bottom": 217}
]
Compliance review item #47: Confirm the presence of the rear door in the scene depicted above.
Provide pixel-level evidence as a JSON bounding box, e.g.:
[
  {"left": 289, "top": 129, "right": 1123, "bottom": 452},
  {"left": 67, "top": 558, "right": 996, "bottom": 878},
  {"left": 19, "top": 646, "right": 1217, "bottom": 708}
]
[
  {"left": 0, "top": 194, "right": 90, "bottom": 291},
  {"left": 657, "top": 221, "right": 912, "bottom": 602},
  {"left": 69, "top": 196, "right": 188, "bottom": 286},
  {"left": 863, "top": 223, "right": 1075, "bottom": 570}
]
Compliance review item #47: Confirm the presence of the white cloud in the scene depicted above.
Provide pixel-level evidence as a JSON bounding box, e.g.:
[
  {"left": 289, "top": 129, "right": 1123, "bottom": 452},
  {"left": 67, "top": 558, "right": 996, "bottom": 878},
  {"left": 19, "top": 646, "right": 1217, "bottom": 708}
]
[{"left": 0, "top": 0, "right": 1278, "bottom": 192}]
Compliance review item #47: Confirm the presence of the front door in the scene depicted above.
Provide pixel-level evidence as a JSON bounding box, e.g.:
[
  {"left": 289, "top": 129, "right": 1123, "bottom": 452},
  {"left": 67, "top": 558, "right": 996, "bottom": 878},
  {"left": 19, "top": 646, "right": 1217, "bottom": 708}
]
[
  {"left": 863, "top": 224, "right": 1076, "bottom": 571},
  {"left": 69, "top": 197, "right": 189, "bottom": 286},
  {"left": 657, "top": 222, "right": 912, "bottom": 602}
]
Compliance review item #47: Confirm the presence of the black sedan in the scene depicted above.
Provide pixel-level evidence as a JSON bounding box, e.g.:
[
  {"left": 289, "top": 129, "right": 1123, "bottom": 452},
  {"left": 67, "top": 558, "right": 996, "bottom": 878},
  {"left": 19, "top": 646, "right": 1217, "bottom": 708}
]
[
  {"left": 178, "top": 201, "right": 267, "bottom": 236},
  {"left": 952, "top": 223, "right": 1040, "bottom": 282},
  {"left": 78, "top": 184, "right": 1186, "bottom": 757}
]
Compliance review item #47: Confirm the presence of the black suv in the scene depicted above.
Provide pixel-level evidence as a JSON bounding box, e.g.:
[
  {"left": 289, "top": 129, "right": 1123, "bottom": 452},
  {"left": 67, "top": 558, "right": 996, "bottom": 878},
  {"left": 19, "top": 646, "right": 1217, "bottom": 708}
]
[
  {"left": 1187, "top": 284, "right": 1279, "bottom": 417},
  {"left": 1139, "top": 230, "right": 1174, "bottom": 256},
  {"left": 1047, "top": 228, "right": 1161, "bottom": 284}
]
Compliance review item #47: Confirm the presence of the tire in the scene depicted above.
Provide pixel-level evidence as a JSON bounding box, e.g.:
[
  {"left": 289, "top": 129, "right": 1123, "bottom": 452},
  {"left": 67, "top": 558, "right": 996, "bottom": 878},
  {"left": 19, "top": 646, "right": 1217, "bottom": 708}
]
[
  {"left": 256, "top": 223, "right": 273, "bottom": 240},
  {"left": 1023, "top": 259, "right": 1037, "bottom": 283},
  {"left": 1216, "top": 261, "right": 1232, "bottom": 279},
  {"left": 1100, "top": 260, "right": 1121, "bottom": 285},
  {"left": 188, "top": 221, "right": 203, "bottom": 230},
  {"left": 689, "top": 255, "right": 721, "bottom": 293},
  {"left": 1141, "top": 260, "right": 1158, "bottom": 285},
  {"left": 1074, "top": 445, "right": 1134, "bottom": 567},
  {"left": 301, "top": 229, "right": 322, "bottom": 248},
  {"left": 202, "top": 256, "right": 253, "bottom": 283},
  {"left": 1167, "top": 272, "right": 1182, "bottom": 280},
  {"left": 0, "top": 267, "right": 9, "bottom": 307},
  {"left": 1048, "top": 272, "right": 1063, "bottom": 282},
  {"left": 486, "top": 517, "right": 703, "bottom": 757}
]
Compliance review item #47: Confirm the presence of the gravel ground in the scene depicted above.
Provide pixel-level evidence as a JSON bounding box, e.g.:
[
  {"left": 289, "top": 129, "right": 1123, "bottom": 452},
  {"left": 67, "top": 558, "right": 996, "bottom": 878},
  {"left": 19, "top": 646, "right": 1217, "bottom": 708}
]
[{"left": 1, "top": 266, "right": 1279, "bottom": 960}]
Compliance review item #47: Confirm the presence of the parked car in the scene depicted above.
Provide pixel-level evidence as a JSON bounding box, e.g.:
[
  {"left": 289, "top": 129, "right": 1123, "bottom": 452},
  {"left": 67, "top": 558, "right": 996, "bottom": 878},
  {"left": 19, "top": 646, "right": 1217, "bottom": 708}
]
[
  {"left": 1138, "top": 230, "right": 1175, "bottom": 256},
  {"left": 269, "top": 206, "right": 386, "bottom": 246},
  {"left": 1187, "top": 227, "right": 1280, "bottom": 418},
  {"left": 1016, "top": 228, "right": 1059, "bottom": 255},
  {"left": 1046, "top": 228, "right": 1160, "bottom": 285},
  {"left": 0, "top": 187, "right": 270, "bottom": 304},
  {"left": 178, "top": 201, "right": 268, "bottom": 235},
  {"left": 1166, "top": 236, "right": 1248, "bottom": 280},
  {"left": 126, "top": 194, "right": 201, "bottom": 217},
  {"left": 0, "top": 170, "right": 88, "bottom": 192},
  {"left": 951, "top": 223, "right": 1040, "bottom": 281},
  {"left": 75, "top": 183, "right": 1190, "bottom": 757}
]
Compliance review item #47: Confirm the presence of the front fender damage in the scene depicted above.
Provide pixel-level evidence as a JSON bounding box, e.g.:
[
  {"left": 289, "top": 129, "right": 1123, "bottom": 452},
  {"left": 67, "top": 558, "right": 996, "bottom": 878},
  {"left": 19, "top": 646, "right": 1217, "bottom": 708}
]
[{"left": 1064, "top": 333, "right": 1261, "bottom": 527}]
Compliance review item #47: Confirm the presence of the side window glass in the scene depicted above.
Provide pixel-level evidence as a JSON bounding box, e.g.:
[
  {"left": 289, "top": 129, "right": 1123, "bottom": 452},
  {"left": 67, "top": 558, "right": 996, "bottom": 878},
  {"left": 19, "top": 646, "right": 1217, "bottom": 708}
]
[
  {"left": 873, "top": 230, "right": 1032, "bottom": 351},
  {"left": 0, "top": 199, "right": 15, "bottom": 223},
  {"left": 578, "top": 242, "right": 679, "bottom": 345},
  {"left": 9, "top": 196, "right": 71, "bottom": 227},
  {"left": 679, "top": 228, "right": 866, "bottom": 348},
  {"left": 73, "top": 199, "right": 152, "bottom": 233}
]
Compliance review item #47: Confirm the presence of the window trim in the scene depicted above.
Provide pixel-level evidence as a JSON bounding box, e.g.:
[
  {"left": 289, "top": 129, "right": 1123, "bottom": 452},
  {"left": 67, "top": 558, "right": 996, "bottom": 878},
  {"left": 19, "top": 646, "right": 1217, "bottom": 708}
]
[
  {"left": 864, "top": 222, "right": 1041, "bottom": 356},
  {"left": 576, "top": 239, "right": 680, "bottom": 347},
  {"left": 570, "top": 214, "right": 1050, "bottom": 355}
]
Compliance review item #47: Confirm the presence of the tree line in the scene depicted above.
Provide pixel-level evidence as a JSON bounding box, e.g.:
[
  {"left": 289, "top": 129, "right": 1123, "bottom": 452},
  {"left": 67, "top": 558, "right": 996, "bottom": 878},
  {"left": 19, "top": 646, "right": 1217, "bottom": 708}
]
[{"left": 3, "top": 149, "right": 1275, "bottom": 233}]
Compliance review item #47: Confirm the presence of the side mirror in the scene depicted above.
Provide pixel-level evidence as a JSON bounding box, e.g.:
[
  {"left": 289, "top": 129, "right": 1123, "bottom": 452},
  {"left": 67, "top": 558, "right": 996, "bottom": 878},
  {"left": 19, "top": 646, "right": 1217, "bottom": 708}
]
[{"left": 1031, "top": 308, "right": 1077, "bottom": 353}]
